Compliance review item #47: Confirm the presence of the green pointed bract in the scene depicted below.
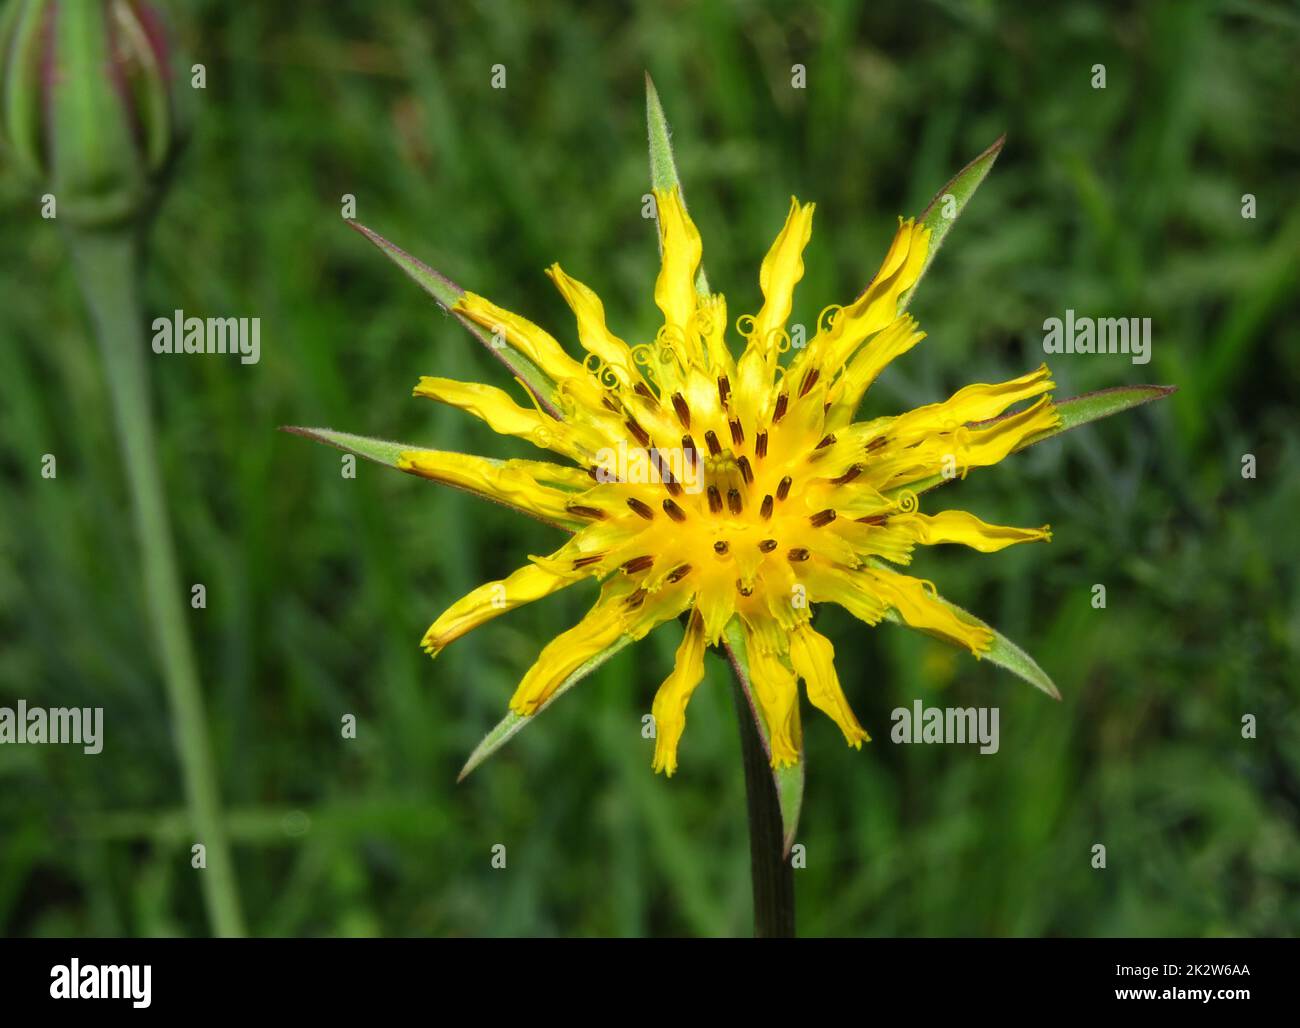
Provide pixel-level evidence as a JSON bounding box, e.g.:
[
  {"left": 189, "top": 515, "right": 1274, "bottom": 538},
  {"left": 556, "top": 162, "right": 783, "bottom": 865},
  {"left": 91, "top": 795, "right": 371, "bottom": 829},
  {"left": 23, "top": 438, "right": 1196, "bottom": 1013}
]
[
  {"left": 458, "top": 636, "right": 634, "bottom": 782},
  {"left": 898, "top": 133, "right": 1005, "bottom": 312},
  {"left": 280, "top": 425, "right": 421, "bottom": 469},
  {"left": 348, "top": 221, "right": 562, "bottom": 419},
  {"left": 1032, "top": 383, "right": 1178, "bottom": 439},
  {"left": 724, "top": 619, "right": 805, "bottom": 855}
]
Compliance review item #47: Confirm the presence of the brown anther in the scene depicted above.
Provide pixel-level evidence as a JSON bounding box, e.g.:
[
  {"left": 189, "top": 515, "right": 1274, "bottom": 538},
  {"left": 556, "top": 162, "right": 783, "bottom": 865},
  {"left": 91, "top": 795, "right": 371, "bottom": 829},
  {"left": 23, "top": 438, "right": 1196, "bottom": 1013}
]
[
  {"left": 776, "top": 476, "right": 792, "bottom": 501},
  {"left": 758, "top": 538, "right": 778, "bottom": 553},
  {"left": 815, "top": 433, "right": 836, "bottom": 450},
  {"left": 667, "top": 563, "right": 692, "bottom": 583},
  {"left": 713, "top": 540, "right": 729, "bottom": 555},
  {"left": 626, "top": 587, "right": 647, "bottom": 609},
  {"left": 671, "top": 392, "right": 691, "bottom": 429},
  {"left": 787, "top": 547, "right": 811, "bottom": 562},
  {"left": 760, "top": 495, "right": 774, "bottom": 520},
  {"left": 799, "top": 368, "right": 820, "bottom": 397},
  {"left": 634, "top": 382, "right": 655, "bottom": 402},
  {"left": 727, "top": 488, "right": 743, "bottom": 515},
  {"left": 772, "top": 392, "right": 789, "bottom": 423},
  {"left": 663, "top": 498, "right": 687, "bottom": 522},
  {"left": 681, "top": 434, "right": 699, "bottom": 466},
  {"left": 831, "top": 464, "right": 862, "bottom": 485},
  {"left": 736, "top": 579, "right": 754, "bottom": 597},
  {"left": 858, "top": 514, "right": 889, "bottom": 526},
  {"left": 565, "top": 504, "right": 608, "bottom": 520},
  {"left": 572, "top": 554, "right": 604, "bottom": 569},
  {"left": 707, "top": 485, "right": 723, "bottom": 513},
  {"left": 649, "top": 448, "right": 682, "bottom": 495},
  {"left": 755, "top": 430, "right": 768, "bottom": 459},
  {"left": 737, "top": 456, "right": 753, "bottom": 485},
  {"left": 601, "top": 395, "right": 621, "bottom": 413},
  {"left": 810, "top": 508, "right": 837, "bottom": 528},
  {"left": 626, "top": 497, "right": 655, "bottom": 520},
  {"left": 729, "top": 417, "right": 744, "bottom": 447},
  {"left": 717, "top": 376, "right": 732, "bottom": 405},
  {"left": 621, "top": 555, "right": 655, "bottom": 574},
  {"left": 704, "top": 430, "right": 722, "bottom": 456},
  {"left": 866, "top": 435, "right": 888, "bottom": 453},
  {"left": 625, "top": 417, "right": 650, "bottom": 447}
]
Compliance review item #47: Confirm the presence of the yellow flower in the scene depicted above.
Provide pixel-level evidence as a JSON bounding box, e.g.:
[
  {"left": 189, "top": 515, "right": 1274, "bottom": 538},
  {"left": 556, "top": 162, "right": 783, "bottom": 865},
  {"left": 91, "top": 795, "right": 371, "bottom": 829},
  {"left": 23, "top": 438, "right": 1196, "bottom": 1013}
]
[{"left": 395, "top": 186, "right": 1059, "bottom": 777}]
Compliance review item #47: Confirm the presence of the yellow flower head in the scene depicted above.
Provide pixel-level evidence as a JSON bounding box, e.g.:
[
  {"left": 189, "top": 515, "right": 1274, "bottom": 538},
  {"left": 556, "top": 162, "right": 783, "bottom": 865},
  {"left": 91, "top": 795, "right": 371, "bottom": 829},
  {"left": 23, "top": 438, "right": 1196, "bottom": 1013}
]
[{"left": 396, "top": 186, "right": 1060, "bottom": 777}]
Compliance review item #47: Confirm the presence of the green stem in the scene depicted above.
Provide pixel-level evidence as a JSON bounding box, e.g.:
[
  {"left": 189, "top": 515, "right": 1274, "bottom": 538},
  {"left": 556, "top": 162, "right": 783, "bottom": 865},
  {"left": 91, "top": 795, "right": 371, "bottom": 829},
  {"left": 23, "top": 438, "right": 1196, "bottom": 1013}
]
[
  {"left": 730, "top": 677, "right": 795, "bottom": 938},
  {"left": 68, "top": 228, "right": 246, "bottom": 938}
]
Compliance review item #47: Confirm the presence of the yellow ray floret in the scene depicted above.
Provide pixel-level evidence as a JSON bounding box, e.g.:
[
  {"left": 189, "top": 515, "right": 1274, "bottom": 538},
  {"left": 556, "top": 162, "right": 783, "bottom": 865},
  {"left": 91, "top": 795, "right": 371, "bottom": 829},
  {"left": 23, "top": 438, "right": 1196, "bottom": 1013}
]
[
  {"left": 650, "top": 609, "right": 708, "bottom": 776},
  {"left": 752, "top": 197, "right": 816, "bottom": 356},
  {"left": 421, "top": 561, "right": 579, "bottom": 658},
  {"left": 788, "top": 623, "right": 869, "bottom": 747},
  {"left": 892, "top": 510, "right": 1051, "bottom": 552}
]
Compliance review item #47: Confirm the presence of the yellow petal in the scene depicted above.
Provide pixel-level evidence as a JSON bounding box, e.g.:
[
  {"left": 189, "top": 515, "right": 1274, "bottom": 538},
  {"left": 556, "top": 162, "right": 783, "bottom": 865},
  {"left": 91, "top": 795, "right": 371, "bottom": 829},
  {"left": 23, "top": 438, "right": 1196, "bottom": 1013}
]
[
  {"left": 652, "top": 186, "right": 704, "bottom": 334},
  {"left": 546, "top": 264, "right": 640, "bottom": 389},
  {"left": 951, "top": 395, "right": 1062, "bottom": 469},
  {"left": 752, "top": 197, "right": 815, "bottom": 355},
  {"left": 802, "top": 218, "right": 930, "bottom": 373},
  {"left": 696, "top": 292, "right": 734, "bottom": 378},
  {"left": 824, "top": 315, "right": 926, "bottom": 427},
  {"left": 421, "top": 561, "right": 577, "bottom": 657},
  {"left": 868, "top": 396, "right": 1062, "bottom": 491},
  {"left": 413, "top": 376, "right": 602, "bottom": 460},
  {"left": 742, "top": 622, "right": 802, "bottom": 768},
  {"left": 509, "top": 586, "right": 629, "bottom": 715},
  {"left": 864, "top": 567, "right": 993, "bottom": 655},
  {"left": 893, "top": 510, "right": 1052, "bottom": 552},
  {"left": 454, "top": 291, "right": 602, "bottom": 407},
  {"left": 396, "top": 450, "right": 586, "bottom": 528},
  {"left": 798, "top": 563, "right": 890, "bottom": 626},
  {"left": 788, "top": 623, "right": 869, "bottom": 747},
  {"left": 892, "top": 364, "right": 1055, "bottom": 437},
  {"left": 650, "top": 609, "right": 708, "bottom": 776}
]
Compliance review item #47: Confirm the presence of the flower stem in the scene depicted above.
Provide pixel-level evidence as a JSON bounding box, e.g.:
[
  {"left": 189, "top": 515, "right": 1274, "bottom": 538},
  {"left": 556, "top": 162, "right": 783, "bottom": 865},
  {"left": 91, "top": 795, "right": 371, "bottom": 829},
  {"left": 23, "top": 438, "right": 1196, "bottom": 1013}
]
[
  {"left": 731, "top": 678, "right": 795, "bottom": 938},
  {"left": 67, "top": 228, "right": 246, "bottom": 938}
]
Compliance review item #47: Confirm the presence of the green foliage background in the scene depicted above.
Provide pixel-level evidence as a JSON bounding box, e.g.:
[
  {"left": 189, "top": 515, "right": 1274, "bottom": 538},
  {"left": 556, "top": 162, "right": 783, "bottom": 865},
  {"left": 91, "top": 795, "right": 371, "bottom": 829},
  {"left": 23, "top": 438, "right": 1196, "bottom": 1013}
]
[{"left": 2, "top": 0, "right": 1297, "bottom": 936}]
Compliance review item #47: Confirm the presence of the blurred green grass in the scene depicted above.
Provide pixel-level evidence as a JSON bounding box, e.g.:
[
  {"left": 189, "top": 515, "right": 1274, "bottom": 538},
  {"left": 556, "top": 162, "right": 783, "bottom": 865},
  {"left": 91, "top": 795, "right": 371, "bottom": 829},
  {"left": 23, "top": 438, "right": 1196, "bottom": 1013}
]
[{"left": 1, "top": 0, "right": 1297, "bottom": 936}]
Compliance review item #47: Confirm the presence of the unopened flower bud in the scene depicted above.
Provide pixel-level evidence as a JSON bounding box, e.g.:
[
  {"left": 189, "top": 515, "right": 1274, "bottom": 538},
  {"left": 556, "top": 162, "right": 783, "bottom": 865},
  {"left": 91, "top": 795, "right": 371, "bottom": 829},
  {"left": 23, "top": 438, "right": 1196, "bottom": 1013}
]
[{"left": 0, "top": 0, "right": 187, "bottom": 228}]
